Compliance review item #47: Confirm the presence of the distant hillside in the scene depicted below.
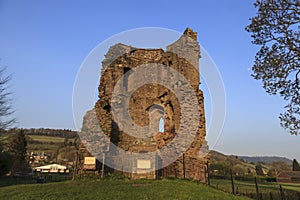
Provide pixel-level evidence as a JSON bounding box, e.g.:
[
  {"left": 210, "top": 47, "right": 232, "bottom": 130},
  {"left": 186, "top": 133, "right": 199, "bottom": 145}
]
[
  {"left": 209, "top": 150, "right": 259, "bottom": 174},
  {"left": 5, "top": 128, "right": 78, "bottom": 138},
  {"left": 209, "top": 150, "right": 292, "bottom": 176},
  {"left": 210, "top": 150, "right": 256, "bottom": 166},
  {"left": 210, "top": 150, "right": 292, "bottom": 166},
  {"left": 238, "top": 156, "right": 292, "bottom": 165}
]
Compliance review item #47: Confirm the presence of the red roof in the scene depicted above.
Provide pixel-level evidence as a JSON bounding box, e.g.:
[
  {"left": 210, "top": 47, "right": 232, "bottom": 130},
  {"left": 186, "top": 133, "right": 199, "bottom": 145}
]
[{"left": 277, "top": 171, "right": 300, "bottom": 178}]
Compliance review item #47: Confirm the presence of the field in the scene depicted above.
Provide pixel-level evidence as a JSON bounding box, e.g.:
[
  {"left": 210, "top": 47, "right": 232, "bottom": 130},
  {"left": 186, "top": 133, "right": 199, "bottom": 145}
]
[
  {"left": 28, "top": 135, "right": 68, "bottom": 143},
  {"left": 0, "top": 133, "right": 76, "bottom": 143},
  {"left": 26, "top": 135, "right": 75, "bottom": 153},
  {"left": 0, "top": 133, "right": 76, "bottom": 153},
  {"left": 0, "top": 179, "right": 249, "bottom": 200},
  {"left": 210, "top": 178, "right": 300, "bottom": 199}
]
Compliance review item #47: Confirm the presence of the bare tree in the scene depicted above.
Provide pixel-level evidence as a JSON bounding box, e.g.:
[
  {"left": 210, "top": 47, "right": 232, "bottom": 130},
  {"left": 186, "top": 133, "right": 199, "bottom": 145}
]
[
  {"left": 0, "top": 67, "right": 16, "bottom": 130},
  {"left": 245, "top": 0, "right": 300, "bottom": 135}
]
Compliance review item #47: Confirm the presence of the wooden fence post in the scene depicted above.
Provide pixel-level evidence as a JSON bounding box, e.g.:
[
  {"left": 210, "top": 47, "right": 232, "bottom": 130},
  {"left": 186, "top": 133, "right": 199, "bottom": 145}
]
[
  {"left": 269, "top": 192, "right": 273, "bottom": 200},
  {"left": 260, "top": 193, "right": 263, "bottom": 200},
  {"left": 101, "top": 153, "right": 105, "bottom": 178},
  {"left": 230, "top": 169, "right": 235, "bottom": 195},
  {"left": 155, "top": 154, "right": 159, "bottom": 180},
  {"left": 255, "top": 177, "right": 260, "bottom": 200},
  {"left": 279, "top": 185, "right": 285, "bottom": 200},
  {"left": 206, "top": 161, "right": 210, "bottom": 185},
  {"left": 204, "top": 164, "right": 207, "bottom": 183},
  {"left": 130, "top": 152, "right": 133, "bottom": 179},
  {"left": 72, "top": 152, "right": 79, "bottom": 181},
  {"left": 183, "top": 153, "right": 186, "bottom": 179}
]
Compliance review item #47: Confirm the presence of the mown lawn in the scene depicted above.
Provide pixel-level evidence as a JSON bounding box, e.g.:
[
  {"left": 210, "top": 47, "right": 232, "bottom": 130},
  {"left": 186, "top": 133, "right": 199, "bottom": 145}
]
[{"left": 0, "top": 179, "right": 249, "bottom": 200}]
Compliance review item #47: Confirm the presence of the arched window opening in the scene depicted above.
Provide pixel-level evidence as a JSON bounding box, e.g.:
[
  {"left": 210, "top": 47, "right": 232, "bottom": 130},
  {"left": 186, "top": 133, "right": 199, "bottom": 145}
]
[
  {"left": 159, "top": 117, "right": 164, "bottom": 132},
  {"left": 123, "top": 67, "right": 131, "bottom": 91}
]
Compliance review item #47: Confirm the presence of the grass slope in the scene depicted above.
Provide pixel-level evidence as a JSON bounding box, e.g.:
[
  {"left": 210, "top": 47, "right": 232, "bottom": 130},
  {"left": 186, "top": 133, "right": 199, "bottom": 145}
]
[
  {"left": 0, "top": 179, "right": 249, "bottom": 200},
  {"left": 210, "top": 178, "right": 300, "bottom": 199},
  {"left": 211, "top": 179, "right": 300, "bottom": 193},
  {"left": 28, "top": 135, "right": 67, "bottom": 143},
  {"left": 209, "top": 150, "right": 272, "bottom": 173}
]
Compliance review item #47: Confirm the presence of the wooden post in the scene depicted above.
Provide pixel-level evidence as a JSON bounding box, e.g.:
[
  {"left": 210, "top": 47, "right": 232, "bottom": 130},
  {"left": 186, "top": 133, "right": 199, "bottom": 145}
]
[
  {"left": 206, "top": 161, "right": 210, "bottom": 185},
  {"left": 155, "top": 154, "right": 158, "bottom": 180},
  {"left": 72, "top": 152, "right": 79, "bottom": 181},
  {"left": 230, "top": 169, "right": 235, "bottom": 195},
  {"left": 200, "top": 164, "right": 203, "bottom": 183},
  {"left": 183, "top": 153, "right": 186, "bottom": 179},
  {"left": 130, "top": 152, "right": 133, "bottom": 179},
  {"left": 279, "top": 185, "right": 285, "bottom": 200},
  {"left": 155, "top": 154, "right": 157, "bottom": 180},
  {"left": 255, "top": 177, "right": 260, "bottom": 200},
  {"left": 175, "top": 162, "right": 177, "bottom": 178},
  {"left": 269, "top": 192, "right": 273, "bottom": 200},
  {"left": 260, "top": 193, "right": 263, "bottom": 200},
  {"left": 204, "top": 164, "right": 207, "bottom": 183},
  {"left": 121, "top": 157, "right": 123, "bottom": 174},
  {"left": 101, "top": 153, "right": 105, "bottom": 178}
]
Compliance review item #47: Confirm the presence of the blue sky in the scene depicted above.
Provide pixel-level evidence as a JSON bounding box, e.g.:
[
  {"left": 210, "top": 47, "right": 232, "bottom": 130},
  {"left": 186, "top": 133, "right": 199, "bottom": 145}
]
[{"left": 0, "top": 0, "right": 299, "bottom": 161}]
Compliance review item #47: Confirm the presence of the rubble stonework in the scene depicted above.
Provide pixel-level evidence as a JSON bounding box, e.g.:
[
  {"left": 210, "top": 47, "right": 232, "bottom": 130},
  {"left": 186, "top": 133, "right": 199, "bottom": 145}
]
[{"left": 77, "top": 28, "right": 209, "bottom": 182}]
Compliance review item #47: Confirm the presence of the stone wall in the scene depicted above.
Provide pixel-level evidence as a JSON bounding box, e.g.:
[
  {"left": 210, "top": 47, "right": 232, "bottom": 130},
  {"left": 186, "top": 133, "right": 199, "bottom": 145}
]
[{"left": 77, "top": 28, "right": 209, "bottom": 182}]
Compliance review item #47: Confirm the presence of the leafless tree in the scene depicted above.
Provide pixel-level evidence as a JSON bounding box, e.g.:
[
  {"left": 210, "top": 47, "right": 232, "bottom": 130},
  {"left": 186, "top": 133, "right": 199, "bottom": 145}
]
[{"left": 0, "top": 67, "right": 16, "bottom": 130}]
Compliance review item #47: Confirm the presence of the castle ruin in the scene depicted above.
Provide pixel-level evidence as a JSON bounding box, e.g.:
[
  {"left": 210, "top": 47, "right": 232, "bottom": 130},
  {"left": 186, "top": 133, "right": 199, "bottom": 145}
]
[{"left": 76, "top": 28, "right": 209, "bottom": 182}]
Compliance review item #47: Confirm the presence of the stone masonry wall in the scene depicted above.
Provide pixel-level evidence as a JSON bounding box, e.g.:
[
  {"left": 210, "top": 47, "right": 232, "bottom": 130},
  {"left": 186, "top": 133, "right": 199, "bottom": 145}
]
[{"left": 77, "top": 28, "right": 208, "bottom": 182}]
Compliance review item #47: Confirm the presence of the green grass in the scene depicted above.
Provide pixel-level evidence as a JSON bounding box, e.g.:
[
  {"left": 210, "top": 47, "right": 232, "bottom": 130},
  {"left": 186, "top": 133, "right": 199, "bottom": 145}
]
[
  {"left": 274, "top": 182, "right": 300, "bottom": 192},
  {"left": 28, "top": 143, "right": 59, "bottom": 151},
  {"left": 0, "top": 134, "right": 9, "bottom": 144},
  {"left": 0, "top": 134, "right": 8, "bottom": 141},
  {"left": 0, "top": 179, "right": 249, "bottom": 200},
  {"left": 210, "top": 178, "right": 300, "bottom": 194},
  {"left": 1, "top": 134, "right": 75, "bottom": 144},
  {"left": 26, "top": 135, "right": 75, "bottom": 152},
  {"left": 28, "top": 135, "right": 68, "bottom": 143}
]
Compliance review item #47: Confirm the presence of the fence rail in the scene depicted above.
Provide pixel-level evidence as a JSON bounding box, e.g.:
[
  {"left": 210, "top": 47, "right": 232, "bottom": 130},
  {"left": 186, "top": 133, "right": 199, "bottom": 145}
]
[{"left": 209, "top": 176, "right": 300, "bottom": 200}]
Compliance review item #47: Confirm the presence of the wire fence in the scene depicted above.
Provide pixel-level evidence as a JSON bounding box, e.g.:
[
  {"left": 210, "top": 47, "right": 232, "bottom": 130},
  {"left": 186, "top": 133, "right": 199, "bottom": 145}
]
[
  {"left": 3, "top": 157, "right": 300, "bottom": 200},
  {"left": 208, "top": 170, "right": 300, "bottom": 200}
]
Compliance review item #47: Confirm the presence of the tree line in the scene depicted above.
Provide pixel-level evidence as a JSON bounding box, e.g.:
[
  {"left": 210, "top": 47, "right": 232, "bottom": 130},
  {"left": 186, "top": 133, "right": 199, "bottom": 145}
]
[{"left": 4, "top": 128, "right": 78, "bottom": 138}]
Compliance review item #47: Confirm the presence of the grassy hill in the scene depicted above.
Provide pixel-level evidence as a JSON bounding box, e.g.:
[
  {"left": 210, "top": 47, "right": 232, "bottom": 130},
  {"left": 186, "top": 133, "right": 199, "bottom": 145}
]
[
  {"left": 209, "top": 150, "right": 271, "bottom": 174},
  {"left": 238, "top": 155, "right": 292, "bottom": 165},
  {"left": 0, "top": 179, "right": 249, "bottom": 200},
  {"left": 208, "top": 150, "right": 292, "bottom": 176}
]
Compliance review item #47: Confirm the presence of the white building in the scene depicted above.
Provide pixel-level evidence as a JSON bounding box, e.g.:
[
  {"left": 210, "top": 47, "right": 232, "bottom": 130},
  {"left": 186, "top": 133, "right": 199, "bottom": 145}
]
[{"left": 34, "top": 164, "right": 67, "bottom": 173}]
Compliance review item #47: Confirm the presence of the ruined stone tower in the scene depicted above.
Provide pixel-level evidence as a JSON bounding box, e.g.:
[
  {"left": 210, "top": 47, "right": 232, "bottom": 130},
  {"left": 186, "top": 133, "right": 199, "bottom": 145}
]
[{"left": 77, "top": 28, "right": 208, "bottom": 182}]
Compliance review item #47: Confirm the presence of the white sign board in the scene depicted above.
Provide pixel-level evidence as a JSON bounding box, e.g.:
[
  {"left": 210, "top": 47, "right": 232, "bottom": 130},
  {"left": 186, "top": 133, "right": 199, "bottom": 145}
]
[
  {"left": 137, "top": 159, "right": 151, "bottom": 169},
  {"left": 84, "top": 157, "right": 96, "bottom": 165}
]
